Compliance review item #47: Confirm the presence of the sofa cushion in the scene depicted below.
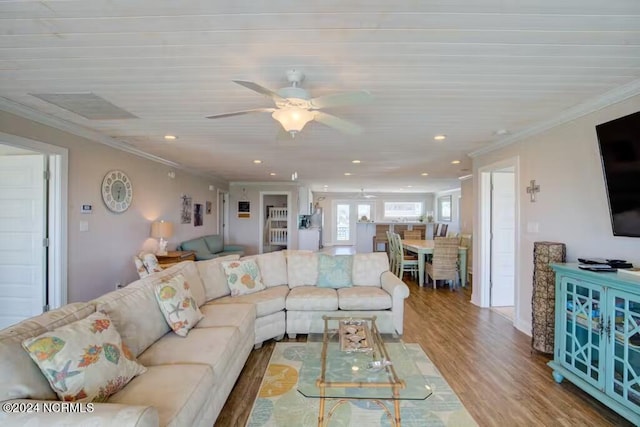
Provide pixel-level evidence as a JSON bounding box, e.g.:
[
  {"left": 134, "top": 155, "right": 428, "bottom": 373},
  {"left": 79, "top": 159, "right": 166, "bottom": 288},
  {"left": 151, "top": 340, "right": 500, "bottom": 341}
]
[
  {"left": 153, "top": 275, "right": 204, "bottom": 337},
  {"left": 137, "top": 327, "right": 241, "bottom": 385},
  {"left": 317, "top": 254, "right": 353, "bottom": 289},
  {"left": 108, "top": 364, "right": 214, "bottom": 427},
  {"left": 337, "top": 287, "right": 392, "bottom": 310},
  {"left": 142, "top": 261, "right": 206, "bottom": 308},
  {"left": 255, "top": 251, "right": 288, "bottom": 288},
  {"left": 352, "top": 253, "right": 389, "bottom": 287},
  {"left": 196, "top": 255, "right": 240, "bottom": 300},
  {"left": 93, "top": 280, "right": 170, "bottom": 357},
  {"left": 197, "top": 303, "right": 255, "bottom": 337},
  {"left": 221, "top": 259, "right": 266, "bottom": 296},
  {"left": 287, "top": 252, "right": 318, "bottom": 288},
  {"left": 285, "top": 286, "right": 338, "bottom": 311},
  {"left": 22, "top": 311, "right": 147, "bottom": 402},
  {"left": 179, "top": 238, "right": 213, "bottom": 260},
  {"left": 208, "top": 285, "right": 288, "bottom": 317},
  {"left": 0, "top": 302, "right": 96, "bottom": 401},
  {"left": 203, "top": 234, "right": 224, "bottom": 253}
]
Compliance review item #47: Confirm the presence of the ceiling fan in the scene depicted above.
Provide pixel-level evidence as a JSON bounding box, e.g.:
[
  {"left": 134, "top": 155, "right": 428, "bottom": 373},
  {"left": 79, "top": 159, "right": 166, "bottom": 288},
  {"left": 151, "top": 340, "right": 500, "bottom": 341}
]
[
  {"left": 355, "top": 188, "right": 377, "bottom": 199},
  {"left": 206, "top": 69, "right": 372, "bottom": 137}
]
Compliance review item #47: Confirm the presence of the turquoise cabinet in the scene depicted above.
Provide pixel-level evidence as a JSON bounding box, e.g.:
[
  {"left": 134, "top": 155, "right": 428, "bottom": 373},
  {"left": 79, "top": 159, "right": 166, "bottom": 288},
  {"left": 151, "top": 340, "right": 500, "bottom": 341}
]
[{"left": 549, "top": 264, "right": 640, "bottom": 425}]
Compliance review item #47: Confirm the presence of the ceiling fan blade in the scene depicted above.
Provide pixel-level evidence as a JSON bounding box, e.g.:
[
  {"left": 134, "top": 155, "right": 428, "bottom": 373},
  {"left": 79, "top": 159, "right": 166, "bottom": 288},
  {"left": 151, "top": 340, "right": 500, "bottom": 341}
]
[
  {"left": 313, "top": 111, "right": 363, "bottom": 135},
  {"left": 309, "top": 90, "right": 372, "bottom": 109},
  {"left": 233, "top": 80, "right": 286, "bottom": 102},
  {"left": 206, "top": 107, "right": 275, "bottom": 119}
]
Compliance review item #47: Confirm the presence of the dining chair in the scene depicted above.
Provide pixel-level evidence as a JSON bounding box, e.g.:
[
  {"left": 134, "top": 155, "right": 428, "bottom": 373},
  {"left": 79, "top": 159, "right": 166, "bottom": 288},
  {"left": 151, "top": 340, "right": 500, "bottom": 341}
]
[
  {"left": 425, "top": 237, "right": 460, "bottom": 290},
  {"left": 386, "top": 230, "right": 397, "bottom": 275},
  {"left": 438, "top": 223, "right": 449, "bottom": 237},
  {"left": 446, "top": 231, "right": 459, "bottom": 238},
  {"left": 403, "top": 229, "right": 422, "bottom": 240},
  {"left": 433, "top": 223, "right": 441, "bottom": 237},
  {"left": 390, "top": 232, "right": 418, "bottom": 279}
]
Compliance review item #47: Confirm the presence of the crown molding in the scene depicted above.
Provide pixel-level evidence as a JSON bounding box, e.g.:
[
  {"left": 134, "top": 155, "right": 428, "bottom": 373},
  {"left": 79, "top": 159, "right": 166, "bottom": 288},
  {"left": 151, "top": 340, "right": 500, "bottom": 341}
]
[
  {"left": 0, "top": 97, "right": 229, "bottom": 189},
  {"left": 469, "top": 79, "right": 640, "bottom": 158}
]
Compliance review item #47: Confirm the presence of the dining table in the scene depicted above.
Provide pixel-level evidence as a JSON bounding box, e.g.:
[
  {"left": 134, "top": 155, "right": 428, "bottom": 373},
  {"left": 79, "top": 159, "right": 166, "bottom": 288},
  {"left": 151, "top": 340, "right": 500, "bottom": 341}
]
[{"left": 401, "top": 239, "right": 468, "bottom": 288}]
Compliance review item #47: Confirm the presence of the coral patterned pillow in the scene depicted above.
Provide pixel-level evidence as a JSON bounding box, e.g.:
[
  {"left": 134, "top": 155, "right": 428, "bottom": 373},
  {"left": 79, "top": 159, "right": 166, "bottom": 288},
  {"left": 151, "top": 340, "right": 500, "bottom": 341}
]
[
  {"left": 21, "top": 311, "right": 146, "bottom": 402},
  {"left": 221, "top": 259, "right": 266, "bottom": 296},
  {"left": 153, "top": 274, "right": 204, "bottom": 337}
]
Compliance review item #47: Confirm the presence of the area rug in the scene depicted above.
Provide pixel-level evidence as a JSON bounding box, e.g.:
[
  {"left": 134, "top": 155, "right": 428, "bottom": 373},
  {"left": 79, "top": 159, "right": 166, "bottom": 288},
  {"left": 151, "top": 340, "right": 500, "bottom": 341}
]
[{"left": 246, "top": 343, "right": 477, "bottom": 427}]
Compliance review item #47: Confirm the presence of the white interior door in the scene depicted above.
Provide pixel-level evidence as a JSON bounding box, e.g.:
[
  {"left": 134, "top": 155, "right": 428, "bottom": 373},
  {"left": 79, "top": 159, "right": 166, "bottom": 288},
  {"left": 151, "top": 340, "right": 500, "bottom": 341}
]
[
  {"left": 490, "top": 170, "right": 515, "bottom": 307},
  {"left": 0, "top": 154, "right": 46, "bottom": 328}
]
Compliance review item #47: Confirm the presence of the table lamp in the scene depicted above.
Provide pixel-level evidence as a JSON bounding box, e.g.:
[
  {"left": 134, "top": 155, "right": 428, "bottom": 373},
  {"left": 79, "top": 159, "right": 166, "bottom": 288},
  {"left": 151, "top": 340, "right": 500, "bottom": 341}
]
[{"left": 151, "top": 220, "right": 173, "bottom": 255}]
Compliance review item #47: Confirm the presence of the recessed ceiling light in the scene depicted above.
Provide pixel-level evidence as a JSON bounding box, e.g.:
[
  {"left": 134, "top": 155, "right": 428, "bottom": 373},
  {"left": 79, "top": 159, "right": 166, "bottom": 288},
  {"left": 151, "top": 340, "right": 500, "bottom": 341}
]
[
  {"left": 323, "top": 185, "right": 328, "bottom": 188},
  {"left": 495, "top": 129, "right": 509, "bottom": 136},
  {"left": 407, "top": 185, "right": 413, "bottom": 188},
  {"left": 164, "top": 135, "right": 177, "bottom": 140},
  {"left": 421, "top": 172, "right": 429, "bottom": 176},
  {"left": 352, "top": 160, "right": 361, "bottom": 164},
  {"left": 344, "top": 172, "right": 352, "bottom": 176},
  {"left": 451, "top": 160, "right": 461, "bottom": 164},
  {"left": 434, "top": 135, "right": 446, "bottom": 141},
  {"left": 253, "top": 160, "right": 262, "bottom": 164},
  {"left": 269, "top": 172, "right": 276, "bottom": 176}
]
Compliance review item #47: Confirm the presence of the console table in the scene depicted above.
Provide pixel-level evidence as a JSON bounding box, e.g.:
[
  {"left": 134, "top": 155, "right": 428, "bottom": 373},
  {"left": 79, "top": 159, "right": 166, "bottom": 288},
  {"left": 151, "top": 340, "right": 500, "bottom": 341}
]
[{"left": 549, "top": 263, "right": 640, "bottom": 424}]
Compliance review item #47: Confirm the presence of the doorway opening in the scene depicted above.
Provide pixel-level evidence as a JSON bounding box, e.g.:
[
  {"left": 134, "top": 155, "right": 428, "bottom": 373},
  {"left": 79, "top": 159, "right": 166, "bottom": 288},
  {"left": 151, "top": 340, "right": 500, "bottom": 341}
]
[
  {"left": 259, "top": 191, "right": 292, "bottom": 254},
  {"left": 0, "top": 133, "right": 68, "bottom": 328},
  {"left": 475, "top": 157, "right": 520, "bottom": 329}
]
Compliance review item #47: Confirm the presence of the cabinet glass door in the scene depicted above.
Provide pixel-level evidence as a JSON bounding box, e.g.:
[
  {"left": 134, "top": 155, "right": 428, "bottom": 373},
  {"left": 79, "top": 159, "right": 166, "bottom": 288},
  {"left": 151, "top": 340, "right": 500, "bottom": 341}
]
[
  {"left": 560, "top": 277, "right": 605, "bottom": 389},
  {"left": 607, "top": 290, "right": 640, "bottom": 410}
]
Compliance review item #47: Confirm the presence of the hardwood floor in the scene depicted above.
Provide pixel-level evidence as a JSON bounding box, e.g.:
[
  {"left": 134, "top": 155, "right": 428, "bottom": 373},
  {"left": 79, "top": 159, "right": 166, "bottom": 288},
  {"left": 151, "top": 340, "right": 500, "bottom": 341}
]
[{"left": 215, "top": 278, "right": 633, "bottom": 426}]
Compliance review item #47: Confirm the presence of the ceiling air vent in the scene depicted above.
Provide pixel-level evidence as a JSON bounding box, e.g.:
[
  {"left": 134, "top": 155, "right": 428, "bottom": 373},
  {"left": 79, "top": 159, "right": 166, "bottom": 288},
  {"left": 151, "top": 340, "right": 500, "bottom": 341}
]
[{"left": 31, "top": 93, "right": 137, "bottom": 120}]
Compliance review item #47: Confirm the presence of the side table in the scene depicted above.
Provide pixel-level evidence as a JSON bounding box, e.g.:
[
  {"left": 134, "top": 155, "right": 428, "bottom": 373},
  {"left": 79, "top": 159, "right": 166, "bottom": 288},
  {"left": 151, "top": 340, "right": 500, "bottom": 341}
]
[{"left": 156, "top": 251, "right": 196, "bottom": 268}]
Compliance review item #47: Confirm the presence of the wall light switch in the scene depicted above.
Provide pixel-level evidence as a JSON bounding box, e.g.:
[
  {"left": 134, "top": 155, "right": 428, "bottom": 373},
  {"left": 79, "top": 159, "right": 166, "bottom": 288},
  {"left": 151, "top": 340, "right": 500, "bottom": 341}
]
[
  {"left": 79, "top": 221, "right": 89, "bottom": 232},
  {"left": 527, "top": 222, "right": 539, "bottom": 233}
]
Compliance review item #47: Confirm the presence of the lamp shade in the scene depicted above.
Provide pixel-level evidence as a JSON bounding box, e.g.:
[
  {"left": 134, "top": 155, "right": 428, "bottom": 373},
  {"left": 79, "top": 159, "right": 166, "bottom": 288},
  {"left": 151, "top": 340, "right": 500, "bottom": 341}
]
[
  {"left": 272, "top": 107, "right": 314, "bottom": 133},
  {"left": 151, "top": 220, "right": 173, "bottom": 239}
]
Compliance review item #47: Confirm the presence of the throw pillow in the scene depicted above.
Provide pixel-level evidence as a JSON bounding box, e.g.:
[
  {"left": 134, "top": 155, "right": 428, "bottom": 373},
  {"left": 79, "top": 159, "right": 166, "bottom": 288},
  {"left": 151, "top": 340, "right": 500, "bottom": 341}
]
[
  {"left": 255, "top": 251, "right": 288, "bottom": 288},
  {"left": 221, "top": 259, "right": 266, "bottom": 296},
  {"left": 133, "top": 255, "right": 149, "bottom": 278},
  {"left": 153, "top": 274, "right": 204, "bottom": 337},
  {"left": 317, "top": 254, "right": 353, "bottom": 288},
  {"left": 21, "top": 311, "right": 146, "bottom": 403},
  {"left": 141, "top": 252, "right": 163, "bottom": 274}
]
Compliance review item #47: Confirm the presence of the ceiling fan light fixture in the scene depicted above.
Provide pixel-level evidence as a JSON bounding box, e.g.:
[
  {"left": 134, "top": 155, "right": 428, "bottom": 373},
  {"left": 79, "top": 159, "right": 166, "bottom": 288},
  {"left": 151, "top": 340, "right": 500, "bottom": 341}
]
[{"left": 272, "top": 107, "right": 314, "bottom": 136}]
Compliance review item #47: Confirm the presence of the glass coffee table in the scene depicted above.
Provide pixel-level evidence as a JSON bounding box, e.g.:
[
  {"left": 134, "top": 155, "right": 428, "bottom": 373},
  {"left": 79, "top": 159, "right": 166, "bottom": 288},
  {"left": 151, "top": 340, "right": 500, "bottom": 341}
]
[{"left": 297, "top": 315, "right": 432, "bottom": 426}]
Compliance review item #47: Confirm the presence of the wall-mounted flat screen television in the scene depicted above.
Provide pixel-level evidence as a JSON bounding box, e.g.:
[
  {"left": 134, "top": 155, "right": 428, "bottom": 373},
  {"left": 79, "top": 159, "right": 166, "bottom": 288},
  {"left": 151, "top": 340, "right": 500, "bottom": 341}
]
[{"left": 596, "top": 110, "right": 640, "bottom": 237}]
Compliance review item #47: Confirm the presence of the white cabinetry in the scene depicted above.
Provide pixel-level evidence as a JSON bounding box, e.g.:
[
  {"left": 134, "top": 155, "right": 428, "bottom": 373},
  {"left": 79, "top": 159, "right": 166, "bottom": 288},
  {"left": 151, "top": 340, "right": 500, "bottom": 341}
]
[{"left": 298, "top": 229, "right": 320, "bottom": 251}]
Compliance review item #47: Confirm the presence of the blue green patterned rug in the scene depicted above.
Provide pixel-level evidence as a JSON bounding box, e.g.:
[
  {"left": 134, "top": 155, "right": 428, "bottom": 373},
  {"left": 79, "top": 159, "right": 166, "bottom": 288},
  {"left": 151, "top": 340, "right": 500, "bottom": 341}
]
[{"left": 246, "top": 343, "right": 477, "bottom": 427}]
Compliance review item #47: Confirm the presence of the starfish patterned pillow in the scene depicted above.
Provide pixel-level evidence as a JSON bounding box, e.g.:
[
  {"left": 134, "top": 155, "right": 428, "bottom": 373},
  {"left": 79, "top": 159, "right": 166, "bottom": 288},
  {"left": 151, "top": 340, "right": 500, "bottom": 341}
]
[
  {"left": 153, "top": 274, "right": 204, "bottom": 337},
  {"left": 21, "top": 311, "right": 146, "bottom": 402}
]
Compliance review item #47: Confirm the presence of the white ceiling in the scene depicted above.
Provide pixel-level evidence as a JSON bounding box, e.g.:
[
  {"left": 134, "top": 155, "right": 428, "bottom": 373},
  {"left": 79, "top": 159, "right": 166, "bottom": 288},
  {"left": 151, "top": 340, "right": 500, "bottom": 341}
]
[{"left": 1, "top": 0, "right": 639, "bottom": 193}]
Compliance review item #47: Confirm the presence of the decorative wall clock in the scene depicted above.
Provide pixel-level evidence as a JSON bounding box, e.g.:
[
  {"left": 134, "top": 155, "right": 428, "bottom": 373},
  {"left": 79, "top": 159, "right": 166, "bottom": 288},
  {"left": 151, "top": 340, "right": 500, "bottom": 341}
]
[{"left": 101, "top": 170, "right": 133, "bottom": 213}]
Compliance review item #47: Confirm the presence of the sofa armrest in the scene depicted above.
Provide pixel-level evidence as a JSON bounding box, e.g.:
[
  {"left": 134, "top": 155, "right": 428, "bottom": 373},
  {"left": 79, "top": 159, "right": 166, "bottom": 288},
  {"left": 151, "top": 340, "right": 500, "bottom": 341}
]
[
  {"left": 0, "top": 400, "right": 159, "bottom": 427},
  {"left": 380, "top": 271, "right": 410, "bottom": 335},
  {"left": 222, "top": 244, "right": 245, "bottom": 253},
  {"left": 380, "top": 271, "right": 409, "bottom": 300}
]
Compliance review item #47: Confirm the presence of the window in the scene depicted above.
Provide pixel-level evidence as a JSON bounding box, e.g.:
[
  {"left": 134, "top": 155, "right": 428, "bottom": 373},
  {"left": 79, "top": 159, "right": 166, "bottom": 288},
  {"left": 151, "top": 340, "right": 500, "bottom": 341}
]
[
  {"left": 383, "top": 202, "right": 422, "bottom": 220},
  {"left": 438, "top": 195, "right": 452, "bottom": 222},
  {"left": 357, "top": 204, "right": 372, "bottom": 221}
]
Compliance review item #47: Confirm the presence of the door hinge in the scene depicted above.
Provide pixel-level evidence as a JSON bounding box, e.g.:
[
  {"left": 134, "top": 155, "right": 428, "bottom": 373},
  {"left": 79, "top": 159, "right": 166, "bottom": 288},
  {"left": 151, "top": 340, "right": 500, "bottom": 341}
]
[
  {"left": 43, "top": 237, "right": 49, "bottom": 247},
  {"left": 43, "top": 304, "right": 49, "bottom": 312},
  {"left": 43, "top": 170, "right": 50, "bottom": 180}
]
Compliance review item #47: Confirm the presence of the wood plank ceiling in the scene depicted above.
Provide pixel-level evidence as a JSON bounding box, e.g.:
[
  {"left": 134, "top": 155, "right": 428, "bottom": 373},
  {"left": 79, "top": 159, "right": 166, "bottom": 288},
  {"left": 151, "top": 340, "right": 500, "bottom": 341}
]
[{"left": 1, "top": 0, "right": 639, "bottom": 192}]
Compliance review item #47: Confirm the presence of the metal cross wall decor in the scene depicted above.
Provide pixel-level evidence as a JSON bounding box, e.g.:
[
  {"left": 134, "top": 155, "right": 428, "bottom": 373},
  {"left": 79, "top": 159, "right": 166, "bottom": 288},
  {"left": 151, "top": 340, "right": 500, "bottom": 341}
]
[{"left": 526, "top": 179, "right": 540, "bottom": 202}]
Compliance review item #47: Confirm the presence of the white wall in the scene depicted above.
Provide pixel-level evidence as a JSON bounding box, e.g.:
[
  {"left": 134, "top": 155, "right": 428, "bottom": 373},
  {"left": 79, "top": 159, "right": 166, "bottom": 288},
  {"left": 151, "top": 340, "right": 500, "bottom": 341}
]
[
  {"left": 0, "top": 110, "right": 226, "bottom": 302},
  {"left": 460, "top": 177, "right": 474, "bottom": 234},
  {"left": 472, "top": 95, "right": 640, "bottom": 335}
]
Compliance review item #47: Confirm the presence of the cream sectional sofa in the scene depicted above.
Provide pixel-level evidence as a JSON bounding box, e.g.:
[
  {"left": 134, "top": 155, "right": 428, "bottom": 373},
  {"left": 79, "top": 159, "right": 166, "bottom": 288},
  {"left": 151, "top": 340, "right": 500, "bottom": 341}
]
[
  {"left": 0, "top": 261, "right": 255, "bottom": 427},
  {"left": 0, "top": 250, "right": 408, "bottom": 426}
]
